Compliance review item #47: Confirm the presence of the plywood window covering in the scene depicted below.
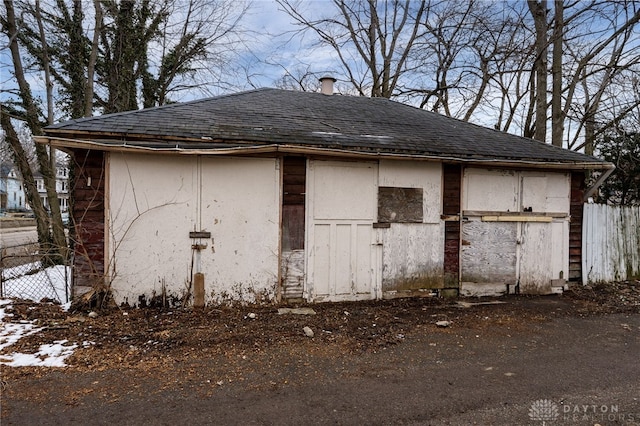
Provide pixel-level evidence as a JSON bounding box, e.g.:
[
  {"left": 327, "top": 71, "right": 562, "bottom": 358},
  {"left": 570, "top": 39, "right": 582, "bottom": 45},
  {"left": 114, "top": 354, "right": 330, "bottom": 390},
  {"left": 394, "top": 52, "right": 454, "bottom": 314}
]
[{"left": 377, "top": 187, "right": 423, "bottom": 223}]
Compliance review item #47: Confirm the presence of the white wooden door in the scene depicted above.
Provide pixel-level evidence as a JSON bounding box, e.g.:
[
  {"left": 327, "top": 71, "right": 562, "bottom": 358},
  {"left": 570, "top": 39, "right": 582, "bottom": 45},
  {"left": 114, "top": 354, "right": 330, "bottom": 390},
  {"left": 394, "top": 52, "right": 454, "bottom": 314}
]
[
  {"left": 518, "top": 220, "right": 568, "bottom": 294},
  {"left": 306, "top": 161, "right": 378, "bottom": 302}
]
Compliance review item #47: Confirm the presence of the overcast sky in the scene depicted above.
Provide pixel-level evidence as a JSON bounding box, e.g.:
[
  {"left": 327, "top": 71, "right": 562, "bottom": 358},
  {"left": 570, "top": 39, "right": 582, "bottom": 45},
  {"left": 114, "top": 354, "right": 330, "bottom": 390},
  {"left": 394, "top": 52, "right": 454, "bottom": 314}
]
[
  {"left": 236, "top": 0, "right": 339, "bottom": 93},
  {"left": 0, "top": 0, "right": 338, "bottom": 109}
]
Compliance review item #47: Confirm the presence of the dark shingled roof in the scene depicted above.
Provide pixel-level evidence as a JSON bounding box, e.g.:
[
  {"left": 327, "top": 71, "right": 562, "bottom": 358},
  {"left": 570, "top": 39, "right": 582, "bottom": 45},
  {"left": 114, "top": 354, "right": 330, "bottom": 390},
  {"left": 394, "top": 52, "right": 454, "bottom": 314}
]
[{"left": 44, "top": 88, "right": 607, "bottom": 166}]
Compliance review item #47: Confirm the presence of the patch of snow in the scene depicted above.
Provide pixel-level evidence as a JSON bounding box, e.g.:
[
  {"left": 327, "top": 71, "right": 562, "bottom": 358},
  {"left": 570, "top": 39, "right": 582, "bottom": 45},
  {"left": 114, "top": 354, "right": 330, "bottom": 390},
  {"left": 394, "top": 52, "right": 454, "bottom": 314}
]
[
  {"left": 0, "top": 321, "right": 43, "bottom": 351},
  {"left": 0, "top": 340, "right": 78, "bottom": 367},
  {"left": 2, "top": 262, "right": 40, "bottom": 280},
  {"left": 0, "top": 299, "right": 14, "bottom": 321},
  {"left": 1, "top": 263, "right": 70, "bottom": 303},
  {"left": 1, "top": 299, "right": 82, "bottom": 368}
]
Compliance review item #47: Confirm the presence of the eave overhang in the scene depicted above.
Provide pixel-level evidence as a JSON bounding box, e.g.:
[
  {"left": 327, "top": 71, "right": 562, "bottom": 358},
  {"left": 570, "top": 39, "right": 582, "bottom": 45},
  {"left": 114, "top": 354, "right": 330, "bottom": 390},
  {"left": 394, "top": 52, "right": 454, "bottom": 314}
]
[{"left": 35, "top": 135, "right": 614, "bottom": 173}]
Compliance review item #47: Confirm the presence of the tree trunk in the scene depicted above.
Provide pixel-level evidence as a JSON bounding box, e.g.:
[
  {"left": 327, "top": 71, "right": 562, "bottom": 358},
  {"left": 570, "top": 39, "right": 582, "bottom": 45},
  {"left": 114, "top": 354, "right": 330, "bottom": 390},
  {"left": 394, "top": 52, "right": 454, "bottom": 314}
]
[
  {"left": 551, "top": 0, "right": 564, "bottom": 147},
  {"left": 528, "top": 0, "right": 549, "bottom": 142},
  {"left": 84, "top": 0, "right": 102, "bottom": 117},
  {"left": 0, "top": 109, "right": 51, "bottom": 250},
  {"left": 105, "top": 1, "right": 139, "bottom": 113},
  {"left": 4, "top": 0, "right": 67, "bottom": 262}
]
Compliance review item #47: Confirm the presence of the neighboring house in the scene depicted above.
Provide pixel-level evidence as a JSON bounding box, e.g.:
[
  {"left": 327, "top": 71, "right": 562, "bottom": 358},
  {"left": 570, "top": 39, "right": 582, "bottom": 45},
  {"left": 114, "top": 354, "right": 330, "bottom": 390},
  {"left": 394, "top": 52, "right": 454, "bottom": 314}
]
[
  {"left": 0, "top": 162, "right": 27, "bottom": 211},
  {"left": 31, "top": 164, "right": 70, "bottom": 213},
  {"left": 36, "top": 84, "right": 614, "bottom": 306}
]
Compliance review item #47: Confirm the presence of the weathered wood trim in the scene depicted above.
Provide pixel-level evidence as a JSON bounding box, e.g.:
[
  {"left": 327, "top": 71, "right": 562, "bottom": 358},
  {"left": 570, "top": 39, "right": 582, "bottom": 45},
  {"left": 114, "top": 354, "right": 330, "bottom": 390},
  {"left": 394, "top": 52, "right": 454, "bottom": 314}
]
[
  {"left": 37, "top": 136, "right": 614, "bottom": 171},
  {"left": 480, "top": 215, "right": 553, "bottom": 223},
  {"left": 372, "top": 222, "right": 391, "bottom": 228},
  {"left": 582, "top": 204, "right": 640, "bottom": 283},
  {"left": 463, "top": 210, "right": 569, "bottom": 218},
  {"left": 281, "top": 157, "right": 306, "bottom": 250},
  {"left": 69, "top": 148, "right": 106, "bottom": 294},
  {"left": 281, "top": 157, "right": 307, "bottom": 302},
  {"left": 442, "top": 164, "right": 462, "bottom": 289},
  {"left": 104, "top": 152, "right": 110, "bottom": 290},
  {"left": 569, "top": 172, "right": 585, "bottom": 282}
]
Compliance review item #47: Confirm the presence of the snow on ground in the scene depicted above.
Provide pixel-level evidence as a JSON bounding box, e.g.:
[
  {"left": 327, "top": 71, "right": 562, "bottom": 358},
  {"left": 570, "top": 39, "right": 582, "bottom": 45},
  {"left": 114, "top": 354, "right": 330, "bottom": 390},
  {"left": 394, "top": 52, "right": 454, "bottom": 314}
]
[
  {"left": 0, "top": 320, "right": 43, "bottom": 352},
  {"left": 0, "top": 262, "right": 78, "bottom": 367},
  {"left": 0, "top": 299, "right": 12, "bottom": 321},
  {"left": 0, "top": 340, "right": 79, "bottom": 367},
  {"left": 1, "top": 262, "right": 70, "bottom": 303},
  {"left": 0, "top": 298, "right": 83, "bottom": 368}
]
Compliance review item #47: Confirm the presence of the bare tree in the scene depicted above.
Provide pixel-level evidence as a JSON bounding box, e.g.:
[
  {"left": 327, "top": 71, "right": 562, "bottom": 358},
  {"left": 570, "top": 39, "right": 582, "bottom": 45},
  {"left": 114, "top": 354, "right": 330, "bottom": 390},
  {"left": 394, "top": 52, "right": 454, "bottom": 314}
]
[
  {"left": 527, "top": 0, "right": 549, "bottom": 142},
  {"left": 272, "top": 0, "right": 640, "bottom": 155},
  {"left": 1, "top": 0, "right": 67, "bottom": 261},
  {"left": 403, "top": 0, "right": 531, "bottom": 125},
  {"left": 1, "top": 108, "right": 50, "bottom": 246},
  {"left": 276, "top": 0, "right": 427, "bottom": 98},
  {"left": 95, "top": 0, "right": 249, "bottom": 112},
  {"left": 1, "top": 0, "right": 252, "bottom": 269},
  {"left": 11, "top": 0, "right": 250, "bottom": 117},
  {"left": 561, "top": 2, "right": 640, "bottom": 153},
  {"left": 550, "top": 0, "right": 564, "bottom": 147},
  {"left": 523, "top": 0, "right": 640, "bottom": 148},
  {"left": 146, "top": 0, "right": 250, "bottom": 105}
]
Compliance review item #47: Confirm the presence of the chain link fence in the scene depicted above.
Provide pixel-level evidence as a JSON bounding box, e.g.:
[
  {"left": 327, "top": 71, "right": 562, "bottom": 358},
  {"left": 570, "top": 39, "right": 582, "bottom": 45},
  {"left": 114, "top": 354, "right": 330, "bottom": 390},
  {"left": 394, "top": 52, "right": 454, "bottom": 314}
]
[{"left": 0, "top": 242, "right": 71, "bottom": 304}]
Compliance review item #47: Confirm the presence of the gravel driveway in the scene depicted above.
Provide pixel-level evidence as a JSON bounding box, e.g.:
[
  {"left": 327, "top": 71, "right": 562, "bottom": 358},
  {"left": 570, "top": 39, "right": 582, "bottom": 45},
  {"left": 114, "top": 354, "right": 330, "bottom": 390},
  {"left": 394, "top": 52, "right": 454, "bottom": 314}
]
[{"left": 1, "top": 282, "right": 639, "bottom": 425}]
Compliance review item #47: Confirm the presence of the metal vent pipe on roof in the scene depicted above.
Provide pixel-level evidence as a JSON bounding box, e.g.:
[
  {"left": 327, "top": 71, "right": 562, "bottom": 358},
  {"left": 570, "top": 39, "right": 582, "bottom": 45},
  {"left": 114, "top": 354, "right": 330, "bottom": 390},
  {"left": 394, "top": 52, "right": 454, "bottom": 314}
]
[{"left": 319, "top": 75, "right": 337, "bottom": 95}]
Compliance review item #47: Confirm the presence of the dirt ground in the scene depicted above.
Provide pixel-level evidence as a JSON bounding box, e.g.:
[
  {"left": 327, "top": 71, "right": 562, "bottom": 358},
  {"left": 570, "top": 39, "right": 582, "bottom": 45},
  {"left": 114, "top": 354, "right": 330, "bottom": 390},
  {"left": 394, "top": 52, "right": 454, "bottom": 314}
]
[{"left": 1, "top": 280, "right": 639, "bottom": 425}]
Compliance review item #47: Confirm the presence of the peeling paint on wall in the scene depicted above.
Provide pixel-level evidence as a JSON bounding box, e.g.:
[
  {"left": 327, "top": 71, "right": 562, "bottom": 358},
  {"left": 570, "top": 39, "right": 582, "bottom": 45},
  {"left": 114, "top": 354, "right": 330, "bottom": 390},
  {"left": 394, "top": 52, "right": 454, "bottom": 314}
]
[
  {"left": 382, "top": 223, "right": 444, "bottom": 291},
  {"left": 461, "top": 168, "right": 571, "bottom": 296},
  {"left": 281, "top": 250, "right": 305, "bottom": 301},
  {"left": 107, "top": 154, "right": 280, "bottom": 306},
  {"left": 583, "top": 204, "right": 640, "bottom": 284},
  {"left": 208, "top": 280, "right": 277, "bottom": 306},
  {"left": 382, "top": 267, "right": 444, "bottom": 291}
]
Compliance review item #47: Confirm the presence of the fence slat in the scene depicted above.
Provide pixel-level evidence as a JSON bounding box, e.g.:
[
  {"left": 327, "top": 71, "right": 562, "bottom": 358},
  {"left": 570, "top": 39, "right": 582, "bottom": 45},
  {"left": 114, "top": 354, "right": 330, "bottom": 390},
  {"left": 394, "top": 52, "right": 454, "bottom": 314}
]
[{"left": 583, "top": 204, "right": 640, "bottom": 284}]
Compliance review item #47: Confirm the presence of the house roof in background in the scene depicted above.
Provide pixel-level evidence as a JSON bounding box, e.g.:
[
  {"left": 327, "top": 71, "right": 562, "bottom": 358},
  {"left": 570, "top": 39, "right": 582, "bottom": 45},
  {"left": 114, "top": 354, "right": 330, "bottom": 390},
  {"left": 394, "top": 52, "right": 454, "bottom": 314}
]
[
  {"left": 42, "top": 88, "right": 609, "bottom": 168},
  {"left": 1, "top": 162, "right": 17, "bottom": 178}
]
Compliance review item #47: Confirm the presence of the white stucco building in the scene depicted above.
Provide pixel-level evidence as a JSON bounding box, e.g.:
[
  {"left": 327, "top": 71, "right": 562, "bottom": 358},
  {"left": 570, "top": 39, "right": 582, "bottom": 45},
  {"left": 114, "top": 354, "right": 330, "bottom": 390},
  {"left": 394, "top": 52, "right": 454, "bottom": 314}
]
[{"left": 37, "top": 87, "right": 614, "bottom": 306}]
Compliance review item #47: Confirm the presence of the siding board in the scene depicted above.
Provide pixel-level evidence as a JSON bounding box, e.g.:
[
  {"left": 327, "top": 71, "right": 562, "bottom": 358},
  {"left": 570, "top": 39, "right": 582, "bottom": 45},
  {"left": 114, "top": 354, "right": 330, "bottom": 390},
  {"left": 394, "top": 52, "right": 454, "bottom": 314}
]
[
  {"left": 582, "top": 204, "right": 640, "bottom": 284},
  {"left": 70, "top": 149, "right": 105, "bottom": 294},
  {"left": 443, "top": 164, "right": 461, "bottom": 287},
  {"left": 519, "top": 222, "right": 553, "bottom": 294},
  {"left": 382, "top": 224, "right": 444, "bottom": 291},
  {"left": 569, "top": 172, "right": 585, "bottom": 281}
]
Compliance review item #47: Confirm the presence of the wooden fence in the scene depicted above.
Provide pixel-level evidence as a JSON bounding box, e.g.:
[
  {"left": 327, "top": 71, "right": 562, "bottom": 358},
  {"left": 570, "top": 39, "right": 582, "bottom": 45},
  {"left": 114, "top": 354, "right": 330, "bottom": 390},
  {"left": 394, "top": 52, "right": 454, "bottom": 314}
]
[{"left": 582, "top": 204, "right": 640, "bottom": 284}]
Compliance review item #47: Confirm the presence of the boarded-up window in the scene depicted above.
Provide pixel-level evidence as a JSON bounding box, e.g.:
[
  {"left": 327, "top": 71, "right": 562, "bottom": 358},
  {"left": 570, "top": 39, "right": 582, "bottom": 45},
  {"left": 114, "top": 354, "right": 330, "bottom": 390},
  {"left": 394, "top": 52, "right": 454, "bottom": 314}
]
[{"left": 378, "top": 187, "right": 423, "bottom": 223}]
